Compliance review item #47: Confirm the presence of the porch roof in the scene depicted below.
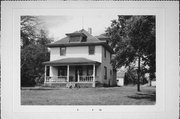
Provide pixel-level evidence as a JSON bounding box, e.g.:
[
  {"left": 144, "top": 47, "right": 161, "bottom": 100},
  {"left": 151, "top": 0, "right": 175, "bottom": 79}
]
[{"left": 43, "top": 58, "right": 101, "bottom": 66}]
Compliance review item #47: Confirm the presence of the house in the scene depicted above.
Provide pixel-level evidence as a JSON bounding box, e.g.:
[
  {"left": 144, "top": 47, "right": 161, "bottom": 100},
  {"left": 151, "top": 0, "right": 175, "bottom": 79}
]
[
  {"left": 43, "top": 29, "right": 117, "bottom": 88},
  {"left": 116, "top": 70, "right": 125, "bottom": 86}
]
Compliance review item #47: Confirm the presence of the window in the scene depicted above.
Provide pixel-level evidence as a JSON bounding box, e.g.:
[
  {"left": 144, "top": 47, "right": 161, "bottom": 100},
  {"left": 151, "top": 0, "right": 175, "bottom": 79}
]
[
  {"left": 110, "top": 70, "right": 112, "bottom": 76},
  {"left": 104, "top": 66, "right": 107, "bottom": 80},
  {"left": 58, "top": 66, "right": 67, "bottom": 76},
  {"left": 60, "top": 47, "right": 66, "bottom": 56},
  {"left": 104, "top": 48, "right": 106, "bottom": 58},
  {"left": 77, "top": 66, "right": 83, "bottom": 76},
  {"left": 87, "top": 65, "right": 93, "bottom": 76},
  {"left": 81, "top": 36, "right": 87, "bottom": 42},
  {"left": 46, "top": 66, "right": 50, "bottom": 76},
  {"left": 110, "top": 54, "right": 112, "bottom": 63},
  {"left": 69, "top": 36, "right": 81, "bottom": 42},
  {"left": 89, "top": 46, "right": 95, "bottom": 55}
]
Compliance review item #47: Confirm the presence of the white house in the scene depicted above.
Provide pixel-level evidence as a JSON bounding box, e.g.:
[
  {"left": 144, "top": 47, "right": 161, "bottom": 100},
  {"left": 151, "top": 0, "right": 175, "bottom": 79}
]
[{"left": 43, "top": 29, "right": 117, "bottom": 87}]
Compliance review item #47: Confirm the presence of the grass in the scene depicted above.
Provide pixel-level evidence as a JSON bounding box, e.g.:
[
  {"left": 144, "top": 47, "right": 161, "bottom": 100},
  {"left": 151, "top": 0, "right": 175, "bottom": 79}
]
[{"left": 21, "top": 85, "right": 156, "bottom": 105}]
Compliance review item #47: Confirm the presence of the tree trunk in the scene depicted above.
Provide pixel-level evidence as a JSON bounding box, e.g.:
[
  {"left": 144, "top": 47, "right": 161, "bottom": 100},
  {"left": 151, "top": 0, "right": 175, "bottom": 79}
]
[
  {"left": 149, "top": 79, "right": 152, "bottom": 87},
  {"left": 137, "top": 56, "right": 141, "bottom": 92}
]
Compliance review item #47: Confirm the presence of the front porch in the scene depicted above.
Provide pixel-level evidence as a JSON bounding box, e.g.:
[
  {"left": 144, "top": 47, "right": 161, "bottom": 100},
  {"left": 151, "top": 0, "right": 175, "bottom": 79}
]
[
  {"left": 43, "top": 58, "right": 101, "bottom": 87},
  {"left": 44, "top": 64, "right": 99, "bottom": 87}
]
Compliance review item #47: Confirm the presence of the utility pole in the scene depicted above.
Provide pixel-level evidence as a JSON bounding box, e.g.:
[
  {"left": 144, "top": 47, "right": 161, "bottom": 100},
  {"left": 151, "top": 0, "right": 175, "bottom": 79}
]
[{"left": 137, "top": 55, "right": 141, "bottom": 92}]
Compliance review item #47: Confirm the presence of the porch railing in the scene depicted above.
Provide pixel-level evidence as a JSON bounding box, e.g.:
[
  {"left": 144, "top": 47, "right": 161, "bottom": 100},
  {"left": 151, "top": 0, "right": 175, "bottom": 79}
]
[
  {"left": 45, "top": 76, "right": 94, "bottom": 83},
  {"left": 78, "top": 75, "right": 93, "bottom": 82},
  {"left": 46, "top": 76, "right": 67, "bottom": 83}
]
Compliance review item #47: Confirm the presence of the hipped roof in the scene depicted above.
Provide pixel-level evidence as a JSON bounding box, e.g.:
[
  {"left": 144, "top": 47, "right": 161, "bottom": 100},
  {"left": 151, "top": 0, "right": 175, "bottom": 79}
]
[
  {"left": 47, "top": 29, "right": 114, "bottom": 53},
  {"left": 43, "top": 58, "right": 101, "bottom": 66}
]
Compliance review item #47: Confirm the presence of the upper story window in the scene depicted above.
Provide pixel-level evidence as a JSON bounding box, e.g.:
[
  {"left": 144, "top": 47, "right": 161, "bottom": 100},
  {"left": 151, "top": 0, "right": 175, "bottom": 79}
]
[
  {"left": 60, "top": 47, "right": 66, "bottom": 56},
  {"left": 104, "top": 47, "right": 106, "bottom": 58},
  {"left": 89, "top": 46, "right": 95, "bottom": 55}
]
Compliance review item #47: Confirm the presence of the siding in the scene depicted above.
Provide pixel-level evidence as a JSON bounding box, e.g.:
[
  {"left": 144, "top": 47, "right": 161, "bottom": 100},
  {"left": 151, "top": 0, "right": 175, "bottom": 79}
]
[
  {"left": 49, "top": 45, "right": 115, "bottom": 86},
  {"left": 100, "top": 46, "right": 116, "bottom": 86},
  {"left": 50, "top": 46, "right": 102, "bottom": 63}
]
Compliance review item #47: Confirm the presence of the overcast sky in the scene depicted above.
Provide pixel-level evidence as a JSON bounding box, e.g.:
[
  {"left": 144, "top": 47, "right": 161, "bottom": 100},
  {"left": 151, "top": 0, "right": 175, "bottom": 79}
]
[{"left": 38, "top": 15, "right": 118, "bottom": 41}]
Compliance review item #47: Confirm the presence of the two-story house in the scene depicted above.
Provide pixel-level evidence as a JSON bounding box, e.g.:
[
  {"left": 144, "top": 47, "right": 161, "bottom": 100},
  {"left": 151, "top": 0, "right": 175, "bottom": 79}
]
[{"left": 43, "top": 29, "right": 117, "bottom": 87}]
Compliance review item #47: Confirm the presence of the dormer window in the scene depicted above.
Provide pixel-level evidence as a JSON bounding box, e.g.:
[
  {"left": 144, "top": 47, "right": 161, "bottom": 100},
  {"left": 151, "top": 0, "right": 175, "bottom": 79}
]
[
  {"left": 70, "top": 36, "right": 81, "bottom": 42},
  {"left": 81, "top": 36, "right": 87, "bottom": 42},
  {"left": 66, "top": 32, "right": 87, "bottom": 43}
]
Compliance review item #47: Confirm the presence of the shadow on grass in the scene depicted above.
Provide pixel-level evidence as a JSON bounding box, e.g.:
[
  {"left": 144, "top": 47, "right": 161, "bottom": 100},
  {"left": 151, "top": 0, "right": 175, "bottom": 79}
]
[
  {"left": 21, "top": 87, "right": 58, "bottom": 91},
  {"left": 127, "top": 92, "right": 156, "bottom": 101}
]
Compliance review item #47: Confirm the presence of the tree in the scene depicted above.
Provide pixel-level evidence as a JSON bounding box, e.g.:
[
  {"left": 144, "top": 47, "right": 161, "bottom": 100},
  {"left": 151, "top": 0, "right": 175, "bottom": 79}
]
[
  {"left": 106, "top": 16, "right": 155, "bottom": 91},
  {"left": 21, "top": 16, "right": 40, "bottom": 48},
  {"left": 21, "top": 16, "right": 52, "bottom": 87},
  {"left": 21, "top": 43, "right": 50, "bottom": 86}
]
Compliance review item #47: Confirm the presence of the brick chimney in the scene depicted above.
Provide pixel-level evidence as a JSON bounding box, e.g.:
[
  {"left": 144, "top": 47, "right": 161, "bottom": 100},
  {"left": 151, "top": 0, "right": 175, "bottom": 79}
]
[{"left": 88, "top": 28, "right": 92, "bottom": 35}]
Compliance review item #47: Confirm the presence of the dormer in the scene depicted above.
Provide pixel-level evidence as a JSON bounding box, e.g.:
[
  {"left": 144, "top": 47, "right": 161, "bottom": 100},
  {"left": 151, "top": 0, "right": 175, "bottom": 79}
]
[{"left": 66, "top": 32, "right": 87, "bottom": 43}]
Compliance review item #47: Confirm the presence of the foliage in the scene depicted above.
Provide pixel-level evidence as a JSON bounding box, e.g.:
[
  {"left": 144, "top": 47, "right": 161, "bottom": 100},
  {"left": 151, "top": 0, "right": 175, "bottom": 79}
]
[
  {"left": 21, "top": 16, "right": 39, "bottom": 48},
  {"left": 128, "top": 16, "right": 156, "bottom": 79},
  {"left": 21, "top": 16, "right": 52, "bottom": 87},
  {"left": 106, "top": 16, "right": 155, "bottom": 90},
  {"left": 124, "top": 66, "right": 148, "bottom": 85},
  {"left": 124, "top": 66, "right": 137, "bottom": 85}
]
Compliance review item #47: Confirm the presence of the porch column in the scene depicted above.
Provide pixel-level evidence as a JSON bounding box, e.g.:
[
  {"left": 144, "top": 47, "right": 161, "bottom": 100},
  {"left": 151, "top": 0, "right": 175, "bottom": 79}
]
[
  {"left": 78, "top": 70, "right": 80, "bottom": 82},
  {"left": 92, "top": 64, "right": 95, "bottom": 87},
  {"left": 67, "top": 65, "right": 69, "bottom": 82},
  {"left": 44, "top": 65, "right": 47, "bottom": 83}
]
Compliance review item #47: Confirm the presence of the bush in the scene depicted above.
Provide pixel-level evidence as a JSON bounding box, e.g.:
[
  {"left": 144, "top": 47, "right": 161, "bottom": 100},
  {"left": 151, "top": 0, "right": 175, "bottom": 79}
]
[
  {"left": 34, "top": 74, "right": 45, "bottom": 86},
  {"left": 21, "top": 44, "right": 50, "bottom": 87}
]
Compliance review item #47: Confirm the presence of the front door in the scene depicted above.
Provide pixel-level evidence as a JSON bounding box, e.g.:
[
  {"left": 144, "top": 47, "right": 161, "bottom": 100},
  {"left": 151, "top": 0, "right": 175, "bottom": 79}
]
[{"left": 75, "top": 66, "right": 82, "bottom": 82}]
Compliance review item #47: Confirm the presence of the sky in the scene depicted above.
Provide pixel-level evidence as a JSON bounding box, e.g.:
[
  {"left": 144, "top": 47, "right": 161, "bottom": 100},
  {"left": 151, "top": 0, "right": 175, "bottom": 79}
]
[{"left": 38, "top": 15, "right": 118, "bottom": 41}]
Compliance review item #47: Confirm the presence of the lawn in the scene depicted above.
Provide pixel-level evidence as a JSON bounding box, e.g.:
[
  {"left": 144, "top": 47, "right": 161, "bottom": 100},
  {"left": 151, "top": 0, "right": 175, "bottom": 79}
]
[{"left": 21, "top": 85, "right": 156, "bottom": 105}]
